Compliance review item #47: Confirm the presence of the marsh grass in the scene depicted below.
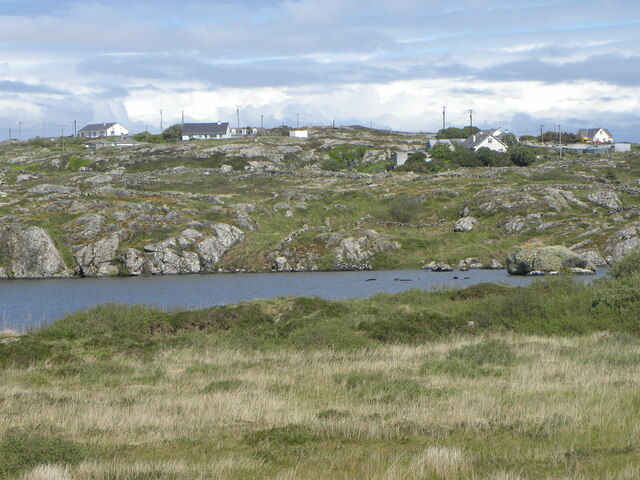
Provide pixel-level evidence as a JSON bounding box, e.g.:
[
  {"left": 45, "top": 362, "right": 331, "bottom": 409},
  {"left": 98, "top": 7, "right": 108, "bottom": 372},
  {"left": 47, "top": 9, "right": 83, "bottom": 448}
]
[{"left": 3, "top": 271, "right": 640, "bottom": 478}]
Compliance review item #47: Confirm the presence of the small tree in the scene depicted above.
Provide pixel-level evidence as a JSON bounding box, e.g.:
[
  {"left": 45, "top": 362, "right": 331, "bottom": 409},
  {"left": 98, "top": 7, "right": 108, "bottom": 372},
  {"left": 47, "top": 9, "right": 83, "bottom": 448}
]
[
  {"left": 510, "top": 146, "right": 535, "bottom": 166},
  {"left": 162, "top": 124, "right": 183, "bottom": 142}
]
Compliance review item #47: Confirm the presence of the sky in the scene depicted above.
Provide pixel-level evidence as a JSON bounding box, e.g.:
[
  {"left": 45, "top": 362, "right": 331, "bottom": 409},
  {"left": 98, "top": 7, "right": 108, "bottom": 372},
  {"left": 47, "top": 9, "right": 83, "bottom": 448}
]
[{"left": 1, "top": 0, "right": 639, "bottom": 141}]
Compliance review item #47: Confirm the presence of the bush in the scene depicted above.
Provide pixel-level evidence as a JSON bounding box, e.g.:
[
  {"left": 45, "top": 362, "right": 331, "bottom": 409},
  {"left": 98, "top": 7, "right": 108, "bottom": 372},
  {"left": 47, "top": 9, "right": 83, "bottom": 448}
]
[
  {"left": 0, "top": 430, "right": 90, "bottom": 477},
  {"left": 204, "top": 379, "right": 244, "bottom": 393},
  {"left": 448, "top": 339, "right": 517, "bottom": 366},
  {"left": 289, "top": 323, "right": 373, "bottom": 350},
  {"left": 510, "top": 147, "right": 536, "bottom": 166},
  {"left": 162, "top": 124, "right": 183, "bottom": 142},
  {"left": 334, "top": 373, "right": 424, "bottom": 403},
  {"left": 609, "top": 250, "right": 640, "bottom": 279},
  {"left": 388, "top": 196, "right": 419, "bottom": 223},
  {"left": 245, "top": 425, "right": 318, "bottom": 446},
  {"left": 67, "top": 156, "right": 90, "bottom": 171}
]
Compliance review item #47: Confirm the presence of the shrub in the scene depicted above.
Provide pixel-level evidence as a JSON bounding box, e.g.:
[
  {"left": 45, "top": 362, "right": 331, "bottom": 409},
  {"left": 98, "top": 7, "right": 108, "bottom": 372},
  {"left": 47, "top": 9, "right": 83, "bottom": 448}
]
[
  {"left": 608, "top": 250, "right": 640, "bottom": 279},
  {"left": 0, "top": 430, "right": 90, "bottom": 477},
  {"left": 67, "top": 156, "right": 90, "bottom": 171},
  {"left": 447, "top": 339, "right": 517, "bottom": 366},
  {"left": 289, "top": 323, "right": 373, "bottom": 350},
  {"left": 388, "top": 196, "right": 419, "bottom": 223},
  {"left": 510, "top": 147, "right": 536, "bottom": 166},
  {"left": 245, "top": 425, "right": 319, "bottom": 446},
  {"left": 204, "top": 379, "right": 244, "bottom": 393},
  {"left": 334, "top": 373, "right": 424, "bottom": 403}
]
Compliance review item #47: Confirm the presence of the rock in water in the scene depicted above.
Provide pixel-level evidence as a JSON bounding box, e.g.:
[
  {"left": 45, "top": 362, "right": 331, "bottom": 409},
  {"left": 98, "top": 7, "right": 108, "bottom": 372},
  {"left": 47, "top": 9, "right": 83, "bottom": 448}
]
[
  {"left": 506, "top": 243, "right": 595, "bottom": 275},
  {"left": 0, "top": 225, "right": 69, "bottom": 278}
]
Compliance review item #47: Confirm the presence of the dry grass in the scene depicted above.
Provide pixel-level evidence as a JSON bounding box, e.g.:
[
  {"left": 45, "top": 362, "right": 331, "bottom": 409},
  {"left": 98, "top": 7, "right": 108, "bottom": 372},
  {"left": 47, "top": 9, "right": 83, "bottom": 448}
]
[{"left": 1, "top": 334, "right": 639, "bottom": 478}]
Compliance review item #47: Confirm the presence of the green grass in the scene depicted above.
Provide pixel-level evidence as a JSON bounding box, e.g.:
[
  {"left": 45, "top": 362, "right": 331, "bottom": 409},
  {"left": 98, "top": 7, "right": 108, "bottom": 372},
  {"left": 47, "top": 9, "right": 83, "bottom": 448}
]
[{"left": 2, "top": 262, "right": 640, "bottom": 478}]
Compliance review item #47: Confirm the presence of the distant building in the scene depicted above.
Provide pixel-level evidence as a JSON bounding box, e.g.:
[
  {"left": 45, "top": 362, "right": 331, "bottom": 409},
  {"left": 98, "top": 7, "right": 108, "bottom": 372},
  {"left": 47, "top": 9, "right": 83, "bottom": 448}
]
[
  {"left": 462, "top": 130, "right": 509, "bottom": 153},
  {"left": 231, "top": 127, "right": 266, "bottom": 136},
  {"left": 78, "top": 122, "right": 128, "bottom": 138},
  {"left": 181, "top": 122, "right": 231, "bottom": 140},
  {"left": 612, "top": 143, "right": 631, "bottom": 153},
  {"left": 287, "top": 130, "right": 309, "bottom": 138},
  {"left": 577, "top": 128, "right": 614, "bottom": 143}
]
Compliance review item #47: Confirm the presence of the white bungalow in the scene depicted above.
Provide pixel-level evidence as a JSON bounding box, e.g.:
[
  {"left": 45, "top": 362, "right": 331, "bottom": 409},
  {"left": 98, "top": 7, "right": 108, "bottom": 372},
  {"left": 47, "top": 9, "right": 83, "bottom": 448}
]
[
  {"left": 462, "top": 130, "right": 509, "bottom": 153},
  {"left": 78, "top": 122, "right": 128, "bottom": 138},
  {"left": 181, "top": 122, "right": 231, "bottom": 140},
  {"left": 577, "top": 128, "right": 614, "bottom": 144}
]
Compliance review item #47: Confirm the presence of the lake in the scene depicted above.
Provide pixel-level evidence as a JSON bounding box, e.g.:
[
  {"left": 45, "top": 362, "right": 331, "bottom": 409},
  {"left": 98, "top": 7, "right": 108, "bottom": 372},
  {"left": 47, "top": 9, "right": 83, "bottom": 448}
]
[{"left": 0, "top": 269, "right": 606, "bottom": 331}]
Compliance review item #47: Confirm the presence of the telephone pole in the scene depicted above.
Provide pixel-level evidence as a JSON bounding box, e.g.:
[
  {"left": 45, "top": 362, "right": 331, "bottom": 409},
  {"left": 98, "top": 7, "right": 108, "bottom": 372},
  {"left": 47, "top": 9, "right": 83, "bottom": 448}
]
[
  {"left": 469, "top": 109, "right": 473, "bottom": 129},
  {"left": 540, "top": 125, "right": 544, "bottom": 144},
  {"left": 181, "top": 110, "right": 184, "bottom": 128},
  {"left": 236, "top": 106, "right": 241, "bottom": 130},
  {"left": 18, "top": 121, "right": 21, "bottom": 141},
  {"left": 558, "top": 125, "right": 562, "bottom": 158},
  {"left": 296, "top": 113, "right": 300, "bottom": 129},
  {"left": 160, "top": 109, "right": 163, "bottom": 133},
  {"left": 73, "top": 120, "right": 77, "bottom": 137},
  {"left": 442, "top": 106, "right": 446, "bottom": 131}
]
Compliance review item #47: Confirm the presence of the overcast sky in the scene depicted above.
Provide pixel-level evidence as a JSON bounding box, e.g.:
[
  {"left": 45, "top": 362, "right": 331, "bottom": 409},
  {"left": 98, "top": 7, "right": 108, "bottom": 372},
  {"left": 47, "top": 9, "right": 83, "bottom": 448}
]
[{"left": 1, "top": 0, "right": 639, "bottom": 140}]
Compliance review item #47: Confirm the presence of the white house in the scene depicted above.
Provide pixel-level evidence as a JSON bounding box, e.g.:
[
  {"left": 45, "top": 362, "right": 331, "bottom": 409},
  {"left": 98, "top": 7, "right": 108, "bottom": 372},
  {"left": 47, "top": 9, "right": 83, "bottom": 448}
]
[
  {"left": 181, "top": 122, "right": 231, "bottom": 140},
  {"left": 462, "top": 130, "right": 509, "bottom": 153},
  {"left": 577, "top": 128, "right": 614, "bottom": 144},
  {"left": 78, "top": 122, "right": 128, "bottom": 138},
  {"left": 287, "top": 130, "right": 309, "bottom": 138}
]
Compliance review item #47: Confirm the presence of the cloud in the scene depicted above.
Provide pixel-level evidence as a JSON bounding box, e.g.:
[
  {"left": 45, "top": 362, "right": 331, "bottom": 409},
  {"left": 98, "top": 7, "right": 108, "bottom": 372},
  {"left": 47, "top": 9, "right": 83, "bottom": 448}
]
[
  {"left": 0, "top": 80, "right": 66, "bottom": 94},
  {"left": 0, "top": 0, "right": 638, "bottom": 141}
]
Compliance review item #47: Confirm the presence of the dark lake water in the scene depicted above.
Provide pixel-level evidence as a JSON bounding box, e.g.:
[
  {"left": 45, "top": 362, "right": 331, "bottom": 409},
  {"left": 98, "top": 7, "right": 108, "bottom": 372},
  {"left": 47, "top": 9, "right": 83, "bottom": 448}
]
[{"left": 0, "top": 269, "right": 606, "bottom": 332}]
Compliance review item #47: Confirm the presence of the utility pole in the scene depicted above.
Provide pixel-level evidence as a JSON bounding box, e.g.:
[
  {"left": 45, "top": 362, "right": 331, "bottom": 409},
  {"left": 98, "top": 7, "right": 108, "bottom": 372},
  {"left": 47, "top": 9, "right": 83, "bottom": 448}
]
[
  {"left": 558, "top": 125, "right": 562, "bottom": 158},
  {"left": 160, "top": 109, "right": 163, "bottom": 133},
  {"left": 61, "top": 128, "right": 65, "bottom": 152},
  {"left": 181, "top": 110, "right": 184, "bottom": 129},
  {"left": 332, "top": 119, "right": 335, "bottom": 131},
  {"left": 469, "top": 109, "right": 473, "bottom": 129},
  {"left": 540, "top": 125, "right": 544, "bottom": 144},
  {"left": 442, "top": 106, "right": 446, "bottom": 131},
  {"left": 18, "top": 121, "right": 21, "bottom": 141},
  {"left": 73, "top": 120, "right": 77, "bottom": 137},
  {"left": 43, "top": 122, "right": 46, "bottom": 138},
  {"left": 236, "top": 106, "right": 241, "bottom": 130},
  {"left": 261, "top": 115, "right": 264, "bottom": 130},
  {"left": 296, "top": 113, "right": 300, "bottom": 129},
  {"left": 8, "top": 129, "right": 11, "bottom": 140}
]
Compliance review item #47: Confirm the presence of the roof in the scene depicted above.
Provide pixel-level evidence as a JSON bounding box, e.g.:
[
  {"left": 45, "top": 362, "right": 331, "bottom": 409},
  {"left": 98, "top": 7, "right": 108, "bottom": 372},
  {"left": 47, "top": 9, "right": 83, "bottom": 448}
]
[
  {"left": 463, "top": 130, "right": 492, "bottom": 149},
  {"left": 577, "top": 128, "right": 613, "bottom": 138},
  {"left": 78, "top": 122, "right": 117, "bottom": 133},
  {"left": 182, "top": 122, "right": 230, "bottom": 136}
]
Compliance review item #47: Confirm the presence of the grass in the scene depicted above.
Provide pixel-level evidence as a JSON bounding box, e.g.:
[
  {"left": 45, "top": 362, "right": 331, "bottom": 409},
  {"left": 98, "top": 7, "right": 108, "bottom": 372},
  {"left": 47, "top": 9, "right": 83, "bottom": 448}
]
[{"left": 2, "top": 261, "right": 640, "bottom": 477}]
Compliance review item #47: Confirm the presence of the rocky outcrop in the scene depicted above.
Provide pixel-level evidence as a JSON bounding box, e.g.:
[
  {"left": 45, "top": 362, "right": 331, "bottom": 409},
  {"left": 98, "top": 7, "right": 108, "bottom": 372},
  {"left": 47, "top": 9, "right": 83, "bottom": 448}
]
[
  {"left": 72, "top": 231, "right": 123, "bottom": 276},
  {"left": 121, "top": 223, "right": 244, "bottom": 275},
  {"left": 27, "top": 184, "right": 79, "bottom": 195},
  {"left": 506, "top": 244, "right": 595, "bottom": 275},
  {"left": 585, "top": 191, "right": 622, "bottom": 210},
  {"left": 0, "top": 225, "right": 70, "bottom": 278},
  {"left": 453, "top": 216, "right": 477, "bottom": 232},
  {"left": 325, "top": 230, "right": 400, "bottom": 265},
  {"left": 604, "top": 223, "right": 640, "bottom": 261}
]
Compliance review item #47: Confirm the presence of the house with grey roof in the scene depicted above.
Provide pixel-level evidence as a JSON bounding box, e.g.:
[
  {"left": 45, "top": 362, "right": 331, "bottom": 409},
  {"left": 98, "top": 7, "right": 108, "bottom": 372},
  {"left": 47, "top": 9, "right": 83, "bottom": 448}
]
[
  {"left": 181, "top": 122, "right": 231, "bottom": 140},
  {"left": 577, "top": 128, "right": 614, "bottom": 143},
  {"left": 462, "top": 130, "right": 509, "bottom": 153},
  {"left": 78, "top": 122, "right": 128, "bottom": 138}
]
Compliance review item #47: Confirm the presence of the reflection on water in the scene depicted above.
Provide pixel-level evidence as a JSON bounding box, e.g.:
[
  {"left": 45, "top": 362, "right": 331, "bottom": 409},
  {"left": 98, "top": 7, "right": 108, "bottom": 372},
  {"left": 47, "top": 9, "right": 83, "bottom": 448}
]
[{"left": 0, "top": 268, "right": 605, "bottom": 331}]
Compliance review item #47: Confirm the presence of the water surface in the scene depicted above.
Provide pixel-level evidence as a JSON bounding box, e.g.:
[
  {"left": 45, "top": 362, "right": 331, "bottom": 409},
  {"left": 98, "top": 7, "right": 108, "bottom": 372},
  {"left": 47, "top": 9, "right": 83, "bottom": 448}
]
[{"left": 0, "top": 269, "right": 605, "bottom": 331}]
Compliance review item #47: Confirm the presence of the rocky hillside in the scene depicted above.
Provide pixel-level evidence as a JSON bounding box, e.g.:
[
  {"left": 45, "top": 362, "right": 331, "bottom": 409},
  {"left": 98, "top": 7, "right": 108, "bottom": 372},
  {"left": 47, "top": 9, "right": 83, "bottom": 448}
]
[{"left": 0, "top": 127, "right": 638, "bottom": 278}]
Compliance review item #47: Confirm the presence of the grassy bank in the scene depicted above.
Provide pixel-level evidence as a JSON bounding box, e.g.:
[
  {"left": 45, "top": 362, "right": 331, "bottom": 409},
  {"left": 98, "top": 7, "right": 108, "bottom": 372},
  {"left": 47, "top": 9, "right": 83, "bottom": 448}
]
[{"left": 1, "top": 255, "right": 640, "bottom": 479}]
